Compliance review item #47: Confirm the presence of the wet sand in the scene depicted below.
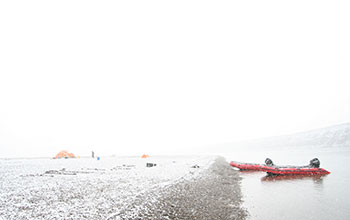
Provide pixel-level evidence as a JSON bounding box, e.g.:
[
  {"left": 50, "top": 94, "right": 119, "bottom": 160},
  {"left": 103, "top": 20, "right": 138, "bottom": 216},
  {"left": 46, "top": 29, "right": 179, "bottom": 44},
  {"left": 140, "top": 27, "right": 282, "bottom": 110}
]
[{"left": 113, "top": 157, "right": 247, "bottom": 220}]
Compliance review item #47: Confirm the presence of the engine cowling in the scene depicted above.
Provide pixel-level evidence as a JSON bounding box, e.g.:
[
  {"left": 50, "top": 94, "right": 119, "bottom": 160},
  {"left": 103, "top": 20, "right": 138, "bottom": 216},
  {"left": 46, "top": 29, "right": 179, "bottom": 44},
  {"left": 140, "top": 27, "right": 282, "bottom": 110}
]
[
  {"left": 265, "top": 158, "right": 274, "bottom": 166},
  {"left": 310, "top": 158, "right": 320, "bottom": 168}
]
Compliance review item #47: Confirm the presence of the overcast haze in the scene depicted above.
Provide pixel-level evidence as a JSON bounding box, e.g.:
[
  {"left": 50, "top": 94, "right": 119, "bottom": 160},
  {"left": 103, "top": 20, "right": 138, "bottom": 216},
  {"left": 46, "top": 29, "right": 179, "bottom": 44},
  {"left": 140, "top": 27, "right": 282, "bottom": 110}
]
[{"left": 1, "top": 1, "right": 350, "bottom": 158}]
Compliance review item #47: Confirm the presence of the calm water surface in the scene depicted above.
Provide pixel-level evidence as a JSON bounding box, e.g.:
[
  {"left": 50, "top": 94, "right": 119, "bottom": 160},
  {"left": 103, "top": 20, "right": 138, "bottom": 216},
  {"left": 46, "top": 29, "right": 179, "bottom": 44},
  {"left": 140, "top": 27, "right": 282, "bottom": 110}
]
[{"left": 226, "top": 147, "right": 350, "bottom": 220}]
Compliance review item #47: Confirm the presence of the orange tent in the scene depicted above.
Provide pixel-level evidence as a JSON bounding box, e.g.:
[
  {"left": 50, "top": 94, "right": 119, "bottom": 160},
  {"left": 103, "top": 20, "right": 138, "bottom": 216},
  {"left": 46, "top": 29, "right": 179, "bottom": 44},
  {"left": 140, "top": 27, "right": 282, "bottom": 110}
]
[
  {"left": 141, "top": 154, "right": 149, "bottom": 158},
  {"left": 54, "top": 150, "right": 76, "bottom": 159}
]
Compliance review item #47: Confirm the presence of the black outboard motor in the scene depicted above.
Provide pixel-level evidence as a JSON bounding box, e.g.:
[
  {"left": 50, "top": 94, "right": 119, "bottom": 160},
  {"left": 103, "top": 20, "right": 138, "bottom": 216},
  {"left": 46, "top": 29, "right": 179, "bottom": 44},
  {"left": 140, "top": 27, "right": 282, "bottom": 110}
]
[
  {"left": 265, "top": 158, "right": 274, "bottom": 166},
  {"left": 309, "top": 158, "right": 320, "bottom": 168}
]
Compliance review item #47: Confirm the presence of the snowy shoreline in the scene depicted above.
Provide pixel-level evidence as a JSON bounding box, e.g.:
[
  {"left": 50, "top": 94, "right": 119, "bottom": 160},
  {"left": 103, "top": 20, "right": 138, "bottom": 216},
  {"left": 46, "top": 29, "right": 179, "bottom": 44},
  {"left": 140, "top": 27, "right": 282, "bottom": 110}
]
[
  {"left": 0, "top": 156, "right": 246, "bottom": 220},
  {"left": 114, "top": 156, "right": 247, "bottom": 220}
]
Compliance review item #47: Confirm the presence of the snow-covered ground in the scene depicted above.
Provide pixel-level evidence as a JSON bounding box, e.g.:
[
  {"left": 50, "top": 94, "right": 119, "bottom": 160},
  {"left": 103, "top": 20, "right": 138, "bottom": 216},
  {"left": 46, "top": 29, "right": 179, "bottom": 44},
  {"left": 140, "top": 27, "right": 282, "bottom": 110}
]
[{"left": 0, "top": 155, "right": 215, "bottom": 220}]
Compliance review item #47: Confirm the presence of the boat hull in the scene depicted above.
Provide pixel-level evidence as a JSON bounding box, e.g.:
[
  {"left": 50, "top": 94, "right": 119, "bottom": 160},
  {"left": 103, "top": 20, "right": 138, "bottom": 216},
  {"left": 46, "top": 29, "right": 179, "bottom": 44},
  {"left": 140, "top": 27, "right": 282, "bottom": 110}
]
[
  {"left": 229, "top": 161, "right": 267, "bottom": 171},
  {"left": 261, "top": 166, "right": 330, "bottom": 175},
  {"left": 230, "top": 161, "right": 330, "bottom": 175}
]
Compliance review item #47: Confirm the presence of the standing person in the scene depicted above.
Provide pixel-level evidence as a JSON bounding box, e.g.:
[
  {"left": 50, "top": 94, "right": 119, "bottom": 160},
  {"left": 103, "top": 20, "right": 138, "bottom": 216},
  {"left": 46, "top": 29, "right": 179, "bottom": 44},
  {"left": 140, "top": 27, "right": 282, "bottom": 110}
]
[{"left": 92, "top": 151, "right": 95, "bottom": 158}]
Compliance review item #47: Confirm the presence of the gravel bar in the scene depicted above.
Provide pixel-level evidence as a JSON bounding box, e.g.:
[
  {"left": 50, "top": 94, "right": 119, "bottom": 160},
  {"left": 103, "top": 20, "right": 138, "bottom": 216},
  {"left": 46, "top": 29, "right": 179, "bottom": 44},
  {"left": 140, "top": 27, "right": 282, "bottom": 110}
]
[{"left": 113, "top": 156, "right": 247, "bottom": 220}]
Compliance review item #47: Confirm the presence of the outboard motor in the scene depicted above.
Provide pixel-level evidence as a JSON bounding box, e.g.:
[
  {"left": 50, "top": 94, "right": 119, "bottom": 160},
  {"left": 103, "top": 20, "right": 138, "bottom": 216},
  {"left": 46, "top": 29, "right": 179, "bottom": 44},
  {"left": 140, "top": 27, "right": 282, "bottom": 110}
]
[
  {"left": 265, "top": 158, "right": 274, "bottom": 166},
  {"left": 309, "top": 158, "right": 320, "bottom": 168}
]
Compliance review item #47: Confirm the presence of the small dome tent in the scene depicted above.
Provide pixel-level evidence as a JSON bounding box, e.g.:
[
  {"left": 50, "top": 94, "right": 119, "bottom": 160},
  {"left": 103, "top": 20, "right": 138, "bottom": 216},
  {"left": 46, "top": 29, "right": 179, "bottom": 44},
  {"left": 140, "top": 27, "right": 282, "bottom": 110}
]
[
  {"left": 141, "top": 154, "right": 150, "bottom": 158},
  {"left": 54, "top": 150, "right": 76, "bottom": 159}
]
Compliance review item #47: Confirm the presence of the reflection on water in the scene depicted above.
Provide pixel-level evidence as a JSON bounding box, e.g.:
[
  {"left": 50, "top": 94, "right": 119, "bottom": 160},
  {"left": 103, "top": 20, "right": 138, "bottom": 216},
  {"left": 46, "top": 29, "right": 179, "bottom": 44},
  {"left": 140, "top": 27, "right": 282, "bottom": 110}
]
[
  {"left": 225, "top": 148, "right": 350, "bottom": 220},
  {"left": 239, "top": 170, "right": 261, "bottom": 174}
]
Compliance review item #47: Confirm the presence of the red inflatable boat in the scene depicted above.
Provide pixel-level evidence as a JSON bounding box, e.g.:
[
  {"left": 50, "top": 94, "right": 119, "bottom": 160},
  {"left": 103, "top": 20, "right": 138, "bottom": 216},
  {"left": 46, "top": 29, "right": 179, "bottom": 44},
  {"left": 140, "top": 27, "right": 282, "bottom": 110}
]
[
  {"left": 229, "top": 161, "right": 266, "bottom": 171},
  {"left": 230, "top": 158, "right": 330, "bottom": 175},
  {"left": 261, "top": 165, "right": 330, "bottom": 175}
]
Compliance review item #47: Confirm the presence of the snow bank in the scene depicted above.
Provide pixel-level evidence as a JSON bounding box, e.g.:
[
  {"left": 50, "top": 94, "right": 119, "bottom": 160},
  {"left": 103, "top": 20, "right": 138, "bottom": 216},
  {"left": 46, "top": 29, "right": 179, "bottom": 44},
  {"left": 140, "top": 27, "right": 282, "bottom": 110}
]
[{"left": 0, "top": 155, "right": 214, "bottom": 220}]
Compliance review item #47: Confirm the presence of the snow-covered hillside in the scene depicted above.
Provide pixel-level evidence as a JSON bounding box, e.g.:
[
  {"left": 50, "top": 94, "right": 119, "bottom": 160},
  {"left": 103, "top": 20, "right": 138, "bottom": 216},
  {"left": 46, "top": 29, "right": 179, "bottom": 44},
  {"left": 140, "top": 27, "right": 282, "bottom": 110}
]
[
  {"left": 213, "top": 123, "right": 350, "bottom": 152},
  {"left": 250, "top": 123, "right": 350, "bottom": 149}
]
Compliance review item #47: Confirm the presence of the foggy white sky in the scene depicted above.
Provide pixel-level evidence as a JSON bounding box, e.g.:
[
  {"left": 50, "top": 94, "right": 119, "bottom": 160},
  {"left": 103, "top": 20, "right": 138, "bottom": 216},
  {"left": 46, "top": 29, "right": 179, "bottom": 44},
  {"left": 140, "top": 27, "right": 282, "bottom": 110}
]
[{"left": 1, "top": 1, "right": 350, "bottom": 157}]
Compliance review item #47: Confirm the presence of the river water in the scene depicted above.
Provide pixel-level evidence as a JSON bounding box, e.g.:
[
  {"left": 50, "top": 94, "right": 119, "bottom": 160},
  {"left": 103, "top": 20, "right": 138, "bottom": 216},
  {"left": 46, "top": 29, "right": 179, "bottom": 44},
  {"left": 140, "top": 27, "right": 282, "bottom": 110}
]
[{"left": 225, "top": 147, "right": 350, "bottom": 220}]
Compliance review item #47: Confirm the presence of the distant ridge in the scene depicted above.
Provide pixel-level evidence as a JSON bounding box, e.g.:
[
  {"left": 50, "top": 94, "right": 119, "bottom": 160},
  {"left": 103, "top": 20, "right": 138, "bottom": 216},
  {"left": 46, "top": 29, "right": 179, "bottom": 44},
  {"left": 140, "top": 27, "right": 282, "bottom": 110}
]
[{"left": 213, "top": 122, "right": 350, "bottom": 152}]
